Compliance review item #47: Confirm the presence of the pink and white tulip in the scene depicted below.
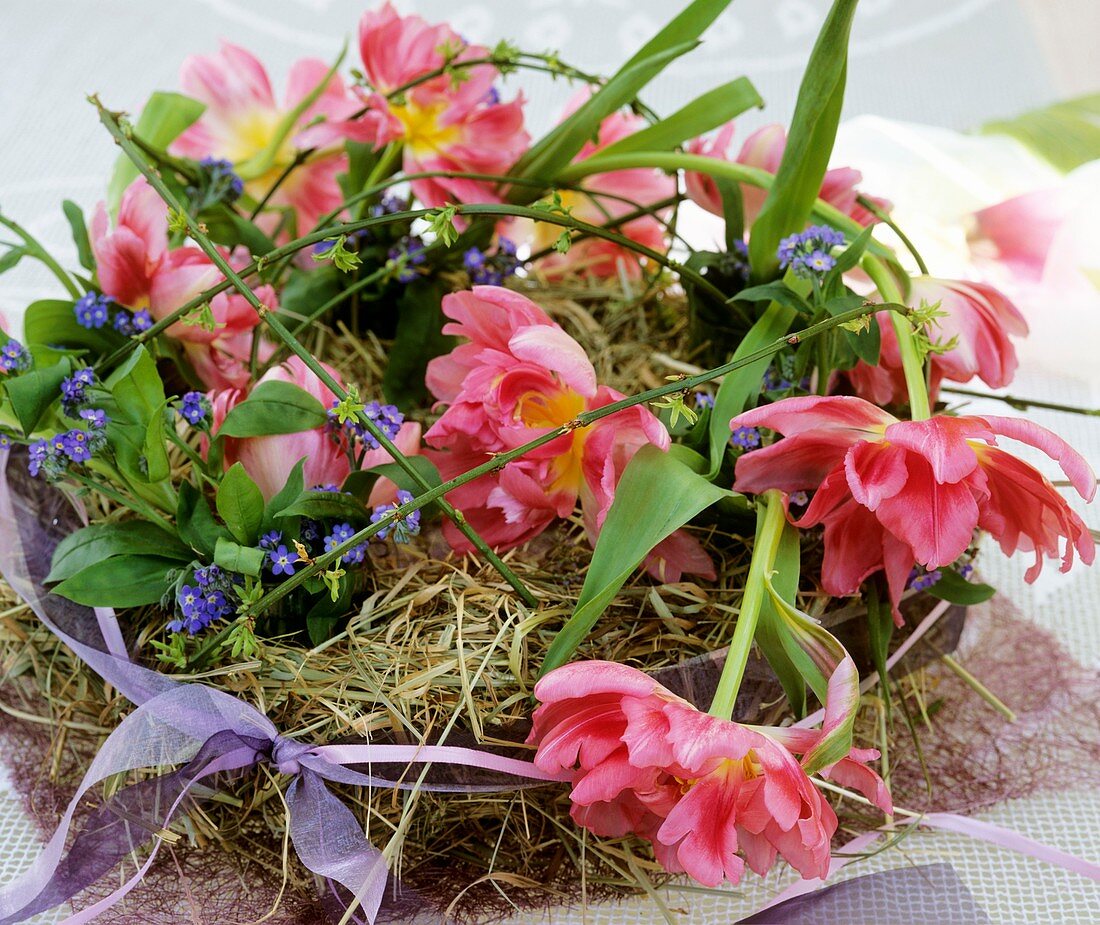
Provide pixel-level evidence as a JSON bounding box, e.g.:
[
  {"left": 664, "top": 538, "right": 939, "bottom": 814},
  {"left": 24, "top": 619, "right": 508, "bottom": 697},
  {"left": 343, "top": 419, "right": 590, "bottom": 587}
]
[
  {"left": 844, "top": 278, "right": 1029, "bottom": 405},
  {"left": 424, "top": 286, "right": 713, "bottom": 580},
  {"left": 172, "top": 43, "right": 364, "bottom": 234},
  {"left": 731, "top": 396, "right": 1096, "bottom": 618},
  {"left": 528, "top": 659, "right": 890, "bottom": 885},
  {"left": 357, "top": 3, "right": 529, "bottom": 209},
  {"left": 686, "top": 123, "right": 890, "bottom": 228}
]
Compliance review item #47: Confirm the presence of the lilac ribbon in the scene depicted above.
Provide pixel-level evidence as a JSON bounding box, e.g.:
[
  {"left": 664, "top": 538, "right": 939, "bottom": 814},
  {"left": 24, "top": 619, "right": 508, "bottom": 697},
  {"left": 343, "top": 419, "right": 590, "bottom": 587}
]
[{"left": 0, "top": 451, "right": 567, "bottom": 924}]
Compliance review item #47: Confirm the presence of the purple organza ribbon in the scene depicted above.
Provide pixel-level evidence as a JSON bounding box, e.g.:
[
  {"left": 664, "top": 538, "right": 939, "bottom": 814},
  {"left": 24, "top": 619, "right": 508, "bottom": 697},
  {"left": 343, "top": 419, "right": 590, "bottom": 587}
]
[{"left": 0, "top": 451, "right": 568, "bottom": 924}]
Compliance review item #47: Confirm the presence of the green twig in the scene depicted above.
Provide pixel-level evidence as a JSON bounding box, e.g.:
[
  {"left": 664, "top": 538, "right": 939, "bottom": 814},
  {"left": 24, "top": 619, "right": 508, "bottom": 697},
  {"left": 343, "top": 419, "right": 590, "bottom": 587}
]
[{"left": 0, "top": 213, "right": 82, "bottom": 299}]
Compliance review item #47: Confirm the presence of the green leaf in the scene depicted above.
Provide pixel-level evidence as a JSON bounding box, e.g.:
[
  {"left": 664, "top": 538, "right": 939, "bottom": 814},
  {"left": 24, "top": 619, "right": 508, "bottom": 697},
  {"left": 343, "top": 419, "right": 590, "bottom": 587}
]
[
  {"left": 53, "top": 555, "right": 178, "bottom": 607},
  {"left": 706, "top": 302, "right": 795, "bottom": 476},
  {"left": 382, "top": 277, "right": 454, "bottom": 408},
  {"left": 982, "top": 94, "right": 1100, "bottom": 173},
  {"left": 107, "top": 91, "right": 206, "bottom": 216},
  {"left": 747, "top": 0, "right": 858, "bottom": 278},
  {"left": 214, "top": 535, "right": 266, "bottom": 578},
  {"left": 3, "top": 356, "right": 71, "bottom": 434},
  {"left": 541, "top": 445, "right": 731, "bottom": 675},
  {"left": 177, "top": 481, "right": 229, "bottom": 556},
  {"left": 216, "top": 462, "right": 265, "bottom": 545},
  {"left": 47, "top": 521, "right": 191, "bottom": 585},
  {"left": 263, "top": 457, "right": 307, "bottom": 528},
  {"left": 306, "top": 580, "right": 352, "bottom": 646},
  {"left": 24, "top": 299, "right": 125, "bottom": 355},
  {"left": 737, "top": 282, "right": 814, "bottom": 315},
  {"left": 104, "top": 345, "right": 168, "bottom": 483},
  {"left": 595, "top": 78, "right": 763, "bottom": 157},
  {"left": 216, "top": 380, "right": 328, "bottom": 437},
  {"left": 0, "top": 246, "right": 27, "bottom": 275},
  {"left": 278, "top": 265, "right": 343, "bottom": 320},
  {"left": 829, "top": 225, "right": 874, "bottom": 277},
  {"left": 866, "top": 582, "right": 895, "bottom": 719},
  {"left": 273, "top": 489, "right": 369, "bottom": 525},
  {"left": 927, "top": 570, "right": 996, "bottom": 606},
  {"left": 62, "top": 201, "right": 95, "bottom": 271},
  {"left": 753, "top": 521, "right": 807, "bottom": 715},
  {"left": 200, "top": 204, "right": 276, "bottom": 257},
  {"left": 365, "top": 457, "right": 442, "bottom": 495},
  {"left": 824, "top": 293, "right": 880, "bottom": 365}
]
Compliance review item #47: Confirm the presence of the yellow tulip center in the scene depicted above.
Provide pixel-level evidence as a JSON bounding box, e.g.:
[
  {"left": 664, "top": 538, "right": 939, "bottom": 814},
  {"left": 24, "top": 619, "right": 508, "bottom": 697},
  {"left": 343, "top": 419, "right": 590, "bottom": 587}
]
[
  {"left": 515, "top": 386, "right": 588, "bottom": 494},
  {"left": 391, "top": 100, "right": 461, "bottom": 159}
]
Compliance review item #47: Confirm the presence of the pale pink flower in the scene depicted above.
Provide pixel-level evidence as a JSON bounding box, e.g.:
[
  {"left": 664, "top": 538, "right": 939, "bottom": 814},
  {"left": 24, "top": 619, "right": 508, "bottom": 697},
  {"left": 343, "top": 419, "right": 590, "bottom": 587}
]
[
  {"left": 529, "top": 659, "right": 890, "bottom": 885},
  {"left": 357, "top": 3, "right": 529, "bottom": 209},
  {"left": 844, "top": 278, "right": 1029, "bottom": 405},
  {"left": 686, "top": 123, "right": 890, "bottom": 228},
  {"left": 424, "top": 287, "right": 713, "bottom": 580},
  {"left": 521, "top": 90, "right": 675, "bottom": 279},
  {"left": 731, "top": 396, "right": 1096, "bottom": 618},
  {"left": 172, "top": 42, "right": 364, "bottom": 234}
]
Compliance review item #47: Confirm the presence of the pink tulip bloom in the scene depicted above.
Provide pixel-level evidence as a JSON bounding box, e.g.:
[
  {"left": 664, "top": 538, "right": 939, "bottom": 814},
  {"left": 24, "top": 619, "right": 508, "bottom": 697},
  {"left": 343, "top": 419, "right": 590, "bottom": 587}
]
[
  {"left": 844, "top": 278, "right": 1029, "bottom": 406},
  {"left": 424, "top": 287, "right": 713, "bottom": 580},
  {"left": 731, "top": 396, "right": 1096, "bottom": 618},
  {"left": 686, "top": 123, "right": 890, "bottom": 228},
  {"left": 210, "top": 356, "right": 421, "bottom": 502},
  {"left": 520, "top": 91, "right": 675, "bottom": 279},
  {"left": 357, "top": 3, "right": 530, "bottom": 209},
  {"left": 529, "top": 660, "right": 890, "bottom": 885},
  {"left": 172, "top": 43, "right": 364, "bottom": 234}
]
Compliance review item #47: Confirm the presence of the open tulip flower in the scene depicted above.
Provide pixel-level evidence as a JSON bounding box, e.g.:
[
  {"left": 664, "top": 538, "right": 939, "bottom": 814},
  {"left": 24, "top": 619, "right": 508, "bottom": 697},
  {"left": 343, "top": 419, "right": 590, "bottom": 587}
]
[
  {"left": 356, "top": 2, "right": 530, "bottom": 210},
  {"left": 172, "top": 42, "right": 364, "bottom": 234},
  {"left": 425, "top": 286, "right": 713, "bottom": 580},
  {"left": 844, "top": 278, "right": 1029, "bottom": 405},
  {"left": 731, "top": 396, "right": 1096, "bottom": 618},
  {"left": 529, "top": 659, "right": 891, "bottom": 886}
]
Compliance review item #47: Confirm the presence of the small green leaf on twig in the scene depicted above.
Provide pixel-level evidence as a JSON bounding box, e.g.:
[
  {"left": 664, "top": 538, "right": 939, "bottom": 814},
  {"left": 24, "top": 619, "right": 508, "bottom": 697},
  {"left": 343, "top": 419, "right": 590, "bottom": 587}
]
[{"left": 425, "top": 204, "right": 460, "bottom": 246}]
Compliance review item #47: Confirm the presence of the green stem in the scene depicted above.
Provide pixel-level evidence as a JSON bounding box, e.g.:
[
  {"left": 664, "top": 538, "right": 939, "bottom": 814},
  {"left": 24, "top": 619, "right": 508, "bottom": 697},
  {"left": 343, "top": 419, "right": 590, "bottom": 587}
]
[
  {"left": 863, "top": 257, "right": 930, "bottom": 420},
  {"left": 0, "top": 214, "right": 82, "bottom": 299},
  {"left": 709, "top": 490, "right": 786, "bottom": 719},
  {"left": 243, "top": 304, "right": 893, "bottom": 619},
  {"left": 97, "top": 99, "right": 540, "bottom": 608},
  {"left": 942, "top": 386, "right": 1100, "bottom": 418},
  {"left": 69, "top": 471, "right": 174, "bottom": 533}
]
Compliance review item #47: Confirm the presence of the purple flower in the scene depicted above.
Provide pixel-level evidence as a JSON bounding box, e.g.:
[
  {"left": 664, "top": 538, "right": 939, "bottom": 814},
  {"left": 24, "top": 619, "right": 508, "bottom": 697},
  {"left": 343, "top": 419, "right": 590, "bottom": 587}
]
[
  {"left": 789, "top": 490, "right": 809, "bottom": 507},
  {"left": 464, "top": 241, "right": 520, "bottom": 286},
  {"left": 27, "top": 439, "right": 50, "bottom": 477},
  {"left": 371, "top": 489, "right": 421, "bottom": 543},
  {"left": 388, "top": 236, "right": 427, "bottom": 283},
  {"left": 268, "top": 544, "right": 299, "bottom": 577},
  {"left": 330, "top": 399, "right": 404, "bottom": 450},
  {"left": 60, "top": 370, "right": 96, "bottom": 416},
  {"left": 908, "top": 569, "right": 943, "bottom": 592},
  {"left": 777, "top": 225, "right": 845, "bottom": 278},
  {"left": 61, "top": 429, "right": 93, "bottom": 463},
  {"left": 259, "top": 531, "right": 282, "bottom": 551},
  {"left": 132, "top": 309, "right": 153, "bottom": 332},
  {"left": 958, "top": 563, "right": 974, "bottom": 580},
  {"left": 731, "top": 426, "right": 761, "bottom": 450},
  {"left": 0, "top": 434, "right": 10, "bottom": 450},
  {"left": 177, "top": 391, "right": 208, "bottom": 426},
  {"left": 79, "top": 408, "right": 108, "bottom": 430},
  {"left": 74, "top": 293, "right": 112, "bottom": 329},
  {"left": 694, "top": 392, "right": 715, "bottom": 410},
  {"left": 0, "top": 339, "right": 30, "bottom": 374}
]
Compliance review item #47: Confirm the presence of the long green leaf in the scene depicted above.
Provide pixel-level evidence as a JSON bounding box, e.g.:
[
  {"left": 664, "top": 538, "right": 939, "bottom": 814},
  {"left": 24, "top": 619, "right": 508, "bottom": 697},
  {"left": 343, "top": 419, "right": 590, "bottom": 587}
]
[
  {"left": 4, "top": 356, "right": 72, "bottom": 435},
  {"left": 540, "top": 445, "right": 730, "bottom": 675},
  {"left": 706, "top": 302, "right": 795, "bottom": 476},
  {"left": 62, "top": 201, "right": 95, "bottom": 271},
  {"left": 216, "top": 462, "right": 265, "bottom": 545},
  {"left": 747, "top": 0, "right": 858, "bottom": 278},
  {"left": 24, "top": 299, "right": 125, "bottom": 355},
  {"left": 53, "top": 555, "right": 178, "bottom": 607},
  {"left": 596, "top": 78, "right": 763, "bottom": 158},
  {"left": 47, "top": 521, "right": 190, "bottom": 584},
  {"left": 107, "top": 91, "right": 206, "bottom": 216},
  {"left": 982, "top": 94, "right": 1100, "bottom": 173},
  {"left": 753, "top": 521, "right": 807, "bottom": 715}
]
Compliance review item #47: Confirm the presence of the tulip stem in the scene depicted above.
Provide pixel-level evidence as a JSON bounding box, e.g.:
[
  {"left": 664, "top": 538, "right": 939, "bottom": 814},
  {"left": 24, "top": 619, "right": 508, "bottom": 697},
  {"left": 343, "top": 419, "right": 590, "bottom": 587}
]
[
  {"left": 863, "top": 256, "right": 931, "bottom": 421},
  {"left": 708, "top": 490, "right": 786, "bottom": 719},
  {"left": 939, "top": 653, "right": 1017, "bottom": 722}
]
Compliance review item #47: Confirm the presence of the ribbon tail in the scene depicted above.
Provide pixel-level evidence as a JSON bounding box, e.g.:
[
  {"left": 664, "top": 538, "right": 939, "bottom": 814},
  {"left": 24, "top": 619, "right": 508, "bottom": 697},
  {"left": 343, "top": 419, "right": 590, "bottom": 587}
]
[{"left": 287, "top": 771, "right": 392, "bottom": 925}]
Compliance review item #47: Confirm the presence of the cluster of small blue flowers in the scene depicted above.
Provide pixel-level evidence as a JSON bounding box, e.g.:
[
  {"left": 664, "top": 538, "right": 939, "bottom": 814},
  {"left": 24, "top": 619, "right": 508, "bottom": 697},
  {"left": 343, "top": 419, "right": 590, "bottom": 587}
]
[
  {"left": 74, "top": 292, "right": 113, "bottom": 329},
  {"left": 169, "top": 564, "right": 239, "bottom": 634},
  {"left": 731, "top": 426, "right": 761, "bottom": 450},
  {"left": 721, "top": 239, "right": 750, "bottom": 283},
  {"left": 388, "top": 236, "right": 427, "bottom": 283},
  {"left": 369, "top": 194, "right": 410, "bottom": 219},
  {"left": 113, "top": 308, "right": 153, "bottom": 336},
  {"left": 0, "top": 338, "right": 31, "bottom": 374},
  {"left": 908, "top": 568, "right": 943, "bottom": 592},
  {"left": 958, "top": 563, "right": 974, "bottom": 580},
  {"left": 763, "top": 361, "right": 811, "bottom": 394},
  {"left": 328, "top": 399, "right": 404, "bottom": 451},
  {"left": 370, "top": 489, "right": 421, "bottom": 543},
  {"left": 694, "top": 392, "right": 716, "bottom": 410},
  {"left": 176, "top": 391, "right": 209, "bottom": 427},
  {"left": 60, "top": 368, "right": 96, "bottom": 416},
  {"left": 777, "top": 225, "right": 845, "bottom": 278},
  {"left": 463, "top": 238, "right": 521, "bottom": 286},
  {"left": 324, "top": 521, "right": 369, "bottom": 564},
  {"left": 186, "top": 157, "right": 245, "bottom": 209}
]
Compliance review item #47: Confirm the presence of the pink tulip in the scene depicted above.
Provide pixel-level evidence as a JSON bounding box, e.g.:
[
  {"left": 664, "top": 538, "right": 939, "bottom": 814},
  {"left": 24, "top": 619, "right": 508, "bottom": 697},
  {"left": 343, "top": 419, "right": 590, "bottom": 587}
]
[
  {"left": 844, "top": 278, "right": 1029, "bottom": 405},
  {"left": 172, "top": 43, "right": 364, "bottom": 234},
  {"left": 519, "top": 90, "right": 675, "bottom": 279},
  {"left": 972, "top": 187, "right": 1072, "bottom": 281},
  {"left": 424, "top": 287, "right": 713, "bottom": 580},
  {"left": 686, "top": 123, "right": 890, "bottom": 228},
  {"left": 528, "top": 660, "right": 890, "bottom": 885},
  {"left": 357, "top": 3, "right": 530, "bottom": 209},
  {"left": 731, "top": 396, "right": 1096, "bottom": 618}
]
